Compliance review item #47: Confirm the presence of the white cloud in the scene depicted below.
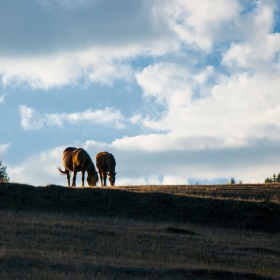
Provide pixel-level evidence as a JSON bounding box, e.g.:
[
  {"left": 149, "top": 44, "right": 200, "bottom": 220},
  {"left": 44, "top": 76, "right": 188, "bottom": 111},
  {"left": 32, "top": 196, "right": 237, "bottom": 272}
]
[
  {"left": 134, "top": 42, "right": 280, "bottom": 149},
  {"left": 76, "top": 0, "right": 280, "bottom": 183},
  {"left": 7, "top": 146, "right": 66, "bottom": 185},
  {"left": 221, "top": 1, "right": 279, "bottom": 73},
  {"left": 19, "top": 105, "right": 45, "bottom": 130},
  {"left": 0, "top": 54, "right": 80, "bottom": 89},
  {"left": 222, "top": 32, "right": 280, "bottom": 72},
  {"left": 0, "top": 48, "right": 134, "bottom": 89},
  {"left": 117, "top": 176, "right": 161, "bottom": 186},
  {"left": 111, "top": 133, "right": 225, "bottom": 152},
  {"left": 0, "top": 0, "right": 178, "bottom": 90},
  {"left": 0, "top": 143, "right": 11, "bottom": 154},
  {"left": 78, "top": 48, "right": 135, "bottom": 86},
  {"left": 7, "top": 139, "right": 280, "bottom": 186},
  {"left": 18, "top": 105, "right": 125, "bottom": 130},
  {"left": 0, "top": 92, "right": 7, "bottom": 103},
  {"left": 0, "top": 43, "right": 179, "bottom": 89},
  {"left": 153, "top": 0, "right": 242, "bottom": 50},
  {"left": 136, "top": 62, "right": 214, "bottom": 106},
  {"left": 117, "top": 175, "right": 187, "bottom": 186},
  {"left": 162, "top": 175, "right": 188, "bottom": 185},
  {"left": 234, "top": 0, "right": 276, "bottom": 41},
  {"left": 3, "top": 0, "right": 280, "bottom": 187},
  {"left": 0, "top": 0, "right": 278, "bottom": 91},
  {"left": 136, "top": 62, "right": 192, "bottom": 103},
  {"left": 128, "top": 114, "right": 142, "bottom": 125}
]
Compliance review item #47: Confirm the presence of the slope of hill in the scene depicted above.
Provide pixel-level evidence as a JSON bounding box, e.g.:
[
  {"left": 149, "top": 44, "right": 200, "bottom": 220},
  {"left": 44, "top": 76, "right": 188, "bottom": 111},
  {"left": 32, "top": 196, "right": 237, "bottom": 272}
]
[
  {"left": 1, "top": 182, "right": 280, "bottom": 279},
  {"left": 1, "top": 182, "right": 280, "bottom": 233}
]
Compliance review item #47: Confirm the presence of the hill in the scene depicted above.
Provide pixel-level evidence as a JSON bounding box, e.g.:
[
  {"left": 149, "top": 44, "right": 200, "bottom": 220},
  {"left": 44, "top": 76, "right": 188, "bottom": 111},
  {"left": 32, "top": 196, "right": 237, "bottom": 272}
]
[
  {"left": 1, "top": 182, "right": 280, "bottom": 279},
  {"left": 1, "top": 182, "right": 280, "bottom": 233}
]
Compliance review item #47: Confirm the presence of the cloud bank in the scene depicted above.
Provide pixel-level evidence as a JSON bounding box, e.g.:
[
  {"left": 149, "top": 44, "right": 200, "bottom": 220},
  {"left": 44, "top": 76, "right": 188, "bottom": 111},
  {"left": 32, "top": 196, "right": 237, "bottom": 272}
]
[
  {"left": 18, "top": 105, "right": 125, "bottom": 130},
  {"left": 2, "top": 0, "right": 280, "bottom": 185}
]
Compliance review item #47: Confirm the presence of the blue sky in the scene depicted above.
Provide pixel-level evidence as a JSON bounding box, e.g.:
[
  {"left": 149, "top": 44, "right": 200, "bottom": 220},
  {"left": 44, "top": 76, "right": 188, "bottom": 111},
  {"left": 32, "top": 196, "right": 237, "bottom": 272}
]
[{"left": 1, "top": 0, "right": 280, "bottom": 186}]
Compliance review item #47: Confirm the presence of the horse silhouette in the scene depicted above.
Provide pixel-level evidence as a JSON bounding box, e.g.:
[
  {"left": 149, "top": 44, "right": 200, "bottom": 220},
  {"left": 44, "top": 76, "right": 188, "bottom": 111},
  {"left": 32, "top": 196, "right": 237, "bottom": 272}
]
[
  {"left": 96, "top": 151, "right": 116, "bottom": 186},
  {"left": 58, "top": 147, "right": 98, "bottom": 187}
]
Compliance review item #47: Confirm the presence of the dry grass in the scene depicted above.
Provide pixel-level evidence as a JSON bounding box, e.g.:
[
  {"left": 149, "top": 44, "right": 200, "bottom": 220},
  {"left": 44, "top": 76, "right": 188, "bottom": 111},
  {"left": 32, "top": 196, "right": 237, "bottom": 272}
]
[
  {"left": 115, "top": 184, "right": 280, "bottom": 203},
  {"left": 1, "top": 182, "right": 280, "bottom": 279},
  {"left": 2, "top": 210, "right": 280, "bottom": 279}
]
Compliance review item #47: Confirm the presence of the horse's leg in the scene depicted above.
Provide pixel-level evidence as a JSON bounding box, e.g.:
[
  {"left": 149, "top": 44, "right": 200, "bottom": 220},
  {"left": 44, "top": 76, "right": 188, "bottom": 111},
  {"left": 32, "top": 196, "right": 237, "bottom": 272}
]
[
  {"left": 72, "top": 170, "right": 77, "bottom": 187},
  {"left": 66, "top": 170, "right": 70, "bottom": 187},
  {"left": 104, "top": 172, "right": 107, "bottom": 186},
  {"left": 99, "top": 171, "right": 103, "bottom": 186},
  {"left": 81, "top": 170, "right": 85, "bottom": 187}
]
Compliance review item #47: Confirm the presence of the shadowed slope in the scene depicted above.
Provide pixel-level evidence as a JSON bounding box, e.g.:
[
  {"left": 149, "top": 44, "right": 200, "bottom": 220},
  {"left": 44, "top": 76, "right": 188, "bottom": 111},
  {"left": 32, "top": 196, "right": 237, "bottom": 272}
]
[
  {"left": 2, "top": 256, "right": 274, "bottom": 280},
  {"left": 1, "top": 182, "right": 280, "bottom": 233}
]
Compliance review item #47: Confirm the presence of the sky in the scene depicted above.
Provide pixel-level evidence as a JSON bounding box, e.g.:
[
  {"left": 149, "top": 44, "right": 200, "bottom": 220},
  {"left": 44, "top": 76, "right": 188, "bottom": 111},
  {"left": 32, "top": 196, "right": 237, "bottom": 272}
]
[{"left": 1, "top": 0, "right": 280, "bottom": 186}]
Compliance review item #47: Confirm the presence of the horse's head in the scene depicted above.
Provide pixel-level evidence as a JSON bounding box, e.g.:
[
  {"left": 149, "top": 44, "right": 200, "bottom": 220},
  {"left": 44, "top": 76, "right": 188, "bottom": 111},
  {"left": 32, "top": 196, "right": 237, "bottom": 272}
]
[
  {"left": 87, "top": 171, "right": 99, "bottom": 186},
  {"left": 108, "top": 172, "right": 117, "bottom": 186}
]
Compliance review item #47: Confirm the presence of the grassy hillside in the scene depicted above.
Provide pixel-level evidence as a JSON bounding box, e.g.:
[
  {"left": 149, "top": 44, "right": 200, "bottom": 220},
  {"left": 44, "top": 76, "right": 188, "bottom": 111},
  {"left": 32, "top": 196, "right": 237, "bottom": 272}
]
[
  {"left": 1, "top": 182, "right": 280, "bottom": 279},
  {"left": 118, "top": 184, "right": 280, "bottom": 203},
  {"left": 1, "top": 182, "right": 280, "bottom": 233}
]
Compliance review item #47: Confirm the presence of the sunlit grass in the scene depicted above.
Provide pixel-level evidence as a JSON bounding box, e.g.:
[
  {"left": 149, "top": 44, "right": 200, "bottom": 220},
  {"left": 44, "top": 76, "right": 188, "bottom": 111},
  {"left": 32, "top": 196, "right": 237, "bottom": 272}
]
[{"left": 114, "top": 183, "right": 280, "bottom": 203}]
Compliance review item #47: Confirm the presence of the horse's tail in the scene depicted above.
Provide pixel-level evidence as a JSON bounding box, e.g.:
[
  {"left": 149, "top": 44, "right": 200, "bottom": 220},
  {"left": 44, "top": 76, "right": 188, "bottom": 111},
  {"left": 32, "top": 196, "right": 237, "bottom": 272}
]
[{"left": 57, "top": 166, "right": 67, "bottom": 175}]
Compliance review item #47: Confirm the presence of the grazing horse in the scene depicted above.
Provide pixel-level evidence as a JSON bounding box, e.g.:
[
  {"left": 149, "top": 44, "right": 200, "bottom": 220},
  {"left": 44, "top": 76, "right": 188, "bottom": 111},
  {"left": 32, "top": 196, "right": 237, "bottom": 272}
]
[
  {"left": 58, "top": 147, "right": 99, "bottom": 187},
  {"left": 96, "top": 151, "right": 116, "bottom": 186}
]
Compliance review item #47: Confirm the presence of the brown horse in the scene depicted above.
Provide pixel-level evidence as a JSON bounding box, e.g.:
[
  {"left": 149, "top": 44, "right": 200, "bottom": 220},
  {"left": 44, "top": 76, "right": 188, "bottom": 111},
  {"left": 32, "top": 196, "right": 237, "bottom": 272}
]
[
  {"left": 96, "top": 151, "right": 116, "bottom": 186},
  {"left": 58, "top": 147, "right": 98, "bottom": 187}
]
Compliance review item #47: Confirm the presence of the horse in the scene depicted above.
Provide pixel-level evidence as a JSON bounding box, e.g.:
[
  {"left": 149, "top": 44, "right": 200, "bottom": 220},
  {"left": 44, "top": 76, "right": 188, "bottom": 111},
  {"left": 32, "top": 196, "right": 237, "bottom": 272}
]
[
  {"left": 96, "top": 151, "right": 116, "bottom": 186},
  {"left": 58, "top": 147, "right": 99, "bottom": 187}
]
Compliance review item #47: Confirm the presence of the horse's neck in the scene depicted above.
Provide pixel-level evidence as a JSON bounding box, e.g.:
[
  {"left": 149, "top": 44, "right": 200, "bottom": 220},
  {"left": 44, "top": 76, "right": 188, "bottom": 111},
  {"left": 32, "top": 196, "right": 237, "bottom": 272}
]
[
  {"left": 87, "top": 159, "right": 96, "bottom": 173},
  {"left": 108, "top": 162, "right": 115, "bottom": 175}
]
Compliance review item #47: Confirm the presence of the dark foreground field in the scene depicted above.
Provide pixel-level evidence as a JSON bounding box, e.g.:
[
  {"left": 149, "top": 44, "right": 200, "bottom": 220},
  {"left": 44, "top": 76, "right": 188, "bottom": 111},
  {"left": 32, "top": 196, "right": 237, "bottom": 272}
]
[{"left": 1, "top": 183, "right": 280, "bottom": 279}]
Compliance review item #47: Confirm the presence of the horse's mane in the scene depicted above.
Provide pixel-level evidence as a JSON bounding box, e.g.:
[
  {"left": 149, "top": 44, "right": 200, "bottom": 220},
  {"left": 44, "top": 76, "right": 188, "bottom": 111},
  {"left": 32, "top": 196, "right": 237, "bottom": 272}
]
[{"left": 87, "top": 158, "right": 99, "bottom": 182}]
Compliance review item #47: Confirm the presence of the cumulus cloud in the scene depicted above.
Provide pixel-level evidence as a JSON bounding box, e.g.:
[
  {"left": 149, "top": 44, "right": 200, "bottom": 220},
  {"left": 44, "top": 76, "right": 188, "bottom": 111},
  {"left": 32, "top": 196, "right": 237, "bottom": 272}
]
[
  {"left": 234, "top": 0, "right": 277, "bottom": 41},
  {"left": 0, "top": 43, "right": 182, "bottom": 89},
  {"left": 0, "top": 0, "right": 278, "bottom": 91},
  {"left": 4, "top": 0, "right": 280, "bottom": 186},
  {"left": 221, "top": 1, "right": 280, "bottom": 73},
  {"left": 135, "top": 64, "right": 280, "bottom": 149},
  {"left": 79, "top": 138, "right": 280, "bottom": 185},
  {"left": 0, "top": 0, "right": 175, "bottom": 89},
  {"left": 7, "top": 139, "right": 280, "bottom": 185},
  {"left": 132, "top": 2, "right": 280, "bottom": 151},
  {"left": 136, "top": 62, "right": 214, "bottom": 106},
  {"left": 153, "top": 0, "right": 242, "bottom": 50},
  {"left": 0, "top": 49, "right": 135, "bottom": 89},
  {"left": 18, "top": 105, "right": 125, "bottom": 130},
  {"left": 7, "top": 146, "right": 66, "bottom": 185},
  {"left": 222, "top": 32, "right": 280, "bottom": 73}
]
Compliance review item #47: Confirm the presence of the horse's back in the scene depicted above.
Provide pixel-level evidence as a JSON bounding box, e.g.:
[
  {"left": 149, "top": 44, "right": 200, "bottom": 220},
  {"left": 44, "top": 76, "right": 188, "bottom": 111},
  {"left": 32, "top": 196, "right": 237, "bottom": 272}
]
[
  {"left": 61, "top": 147, "right": 76, "bottom": 171},
  {"left": 96, "top": 151, "right": 116, "bottom": 169},
  {"left": 72, "top": 148, "right": 91, "bottom": 170},
  {"left": 96, "top": 151, "right": 108, "bottom": 159},
  {"left": 62, "top": 147, "right": 91, "bottom": 172},
  {"left": 63, "top": 147, "right": 77, "bottom": 154},
  {"left": 64, "top": 147, "right": 77, "bottom": 153},
  {"left": 62, "top": 147, "right": 77, "bottom": 159}
]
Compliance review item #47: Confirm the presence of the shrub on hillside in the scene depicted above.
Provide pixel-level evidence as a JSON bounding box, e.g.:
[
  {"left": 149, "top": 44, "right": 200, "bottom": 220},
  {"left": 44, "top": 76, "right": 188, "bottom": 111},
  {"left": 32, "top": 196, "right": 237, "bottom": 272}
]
[
  {"left": 229, "top": 177, "right": 235, "bottom": 184},
  {"left": 264, "top": 173, "right": 280, "bottom": 183},
  {"left": 0, "top": 160, "right": 9, "bottom": 182},
  {"left": 264, "top": 177, "right": 273, "bottom": 183}
]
